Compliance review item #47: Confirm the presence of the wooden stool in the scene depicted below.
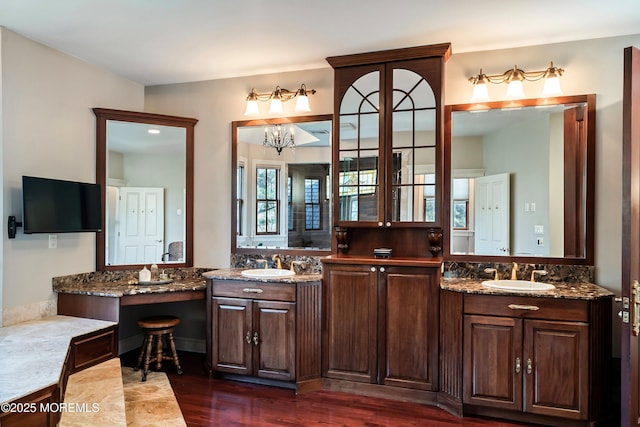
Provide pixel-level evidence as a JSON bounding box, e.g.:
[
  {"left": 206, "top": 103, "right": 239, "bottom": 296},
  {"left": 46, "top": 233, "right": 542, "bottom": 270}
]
[{"left": 134, "top": 315, "right": 183, "bottom": 381}]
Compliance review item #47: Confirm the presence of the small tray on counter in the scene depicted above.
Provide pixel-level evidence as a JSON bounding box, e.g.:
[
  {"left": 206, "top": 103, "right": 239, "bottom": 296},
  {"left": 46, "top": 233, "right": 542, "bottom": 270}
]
[{"left": 138, "top": 279, "right": 173, "bottom": 286}]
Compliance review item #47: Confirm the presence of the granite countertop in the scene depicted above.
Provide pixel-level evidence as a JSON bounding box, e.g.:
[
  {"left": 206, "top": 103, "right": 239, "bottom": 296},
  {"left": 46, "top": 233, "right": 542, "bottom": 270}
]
[
  {"left": 204, "top": 268, "right": 322, "bottom": 283},
  {"left": 0, "top": 315, "right": 117, "bottom": 404},
  {"left": 441, "top": 278, "right": 614, "bottom": 300},
  {"left": 52, "top": 267, "right": 212, "bottom": 297},
  {"left": 53, "top": 277, "right": 206, "bottom": 297}
]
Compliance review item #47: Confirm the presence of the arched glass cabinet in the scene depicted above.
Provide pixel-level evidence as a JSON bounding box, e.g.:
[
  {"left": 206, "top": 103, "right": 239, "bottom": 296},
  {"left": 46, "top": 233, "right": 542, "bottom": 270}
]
[{"left": 330, "top": 45, "right": 449, "bottom": 233}]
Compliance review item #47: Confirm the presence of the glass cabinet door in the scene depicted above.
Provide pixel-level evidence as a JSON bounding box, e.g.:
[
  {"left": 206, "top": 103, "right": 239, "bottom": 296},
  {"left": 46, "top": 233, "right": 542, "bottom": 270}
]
[
  {"left": 388, "top": 67, "right": 437, "bottom": 225},
  {"left": 337, "top": 68, "right": 382, "bottom": 223},
  {"left": 335, "top": 58, "right": 442, "bottom": 228}
]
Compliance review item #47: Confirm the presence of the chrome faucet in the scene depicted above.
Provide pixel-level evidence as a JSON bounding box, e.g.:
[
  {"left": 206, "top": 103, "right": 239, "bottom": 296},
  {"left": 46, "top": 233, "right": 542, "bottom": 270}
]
[
  {"left": 531, "top": 269, "right": 548, "bottom": 282},
  {"left": 272, "top": 254, "right": 283, "bottom": 269},
  {"left": 510, "top": 262, "right": 518, "bottom": 280}
]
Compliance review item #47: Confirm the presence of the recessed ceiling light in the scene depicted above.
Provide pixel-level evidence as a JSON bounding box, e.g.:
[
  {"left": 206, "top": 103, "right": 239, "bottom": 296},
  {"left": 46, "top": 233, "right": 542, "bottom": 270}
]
[{"left": 148, "top": 129, "right": 160, "bottom": 134}]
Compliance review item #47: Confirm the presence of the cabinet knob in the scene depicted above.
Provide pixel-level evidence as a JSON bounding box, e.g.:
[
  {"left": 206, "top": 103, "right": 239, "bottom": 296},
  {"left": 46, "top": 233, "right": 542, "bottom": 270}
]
[
  {"left": 379, "top": 267, "right": 386, "bottom": 273},
  {"left": 385, "top": 222, "right": 391, "bottom": 227},
  {"left": 253, "top": 332, "right": 259, "bottom": 346},
  {"left": 371, "top": 267, "right": 377, "bottom": 272},
  {"left": 378, "top": 222, "right": 384, "bottom": 227}
]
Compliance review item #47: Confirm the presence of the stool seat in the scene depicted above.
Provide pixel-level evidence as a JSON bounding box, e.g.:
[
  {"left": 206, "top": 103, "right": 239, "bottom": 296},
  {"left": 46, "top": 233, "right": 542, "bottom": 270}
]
[
  {"left": 134, "top": 315, "right": 183, "bottom": 381},
  {"left": 137, "top": 315, "right": 181, "bottom": 329}
]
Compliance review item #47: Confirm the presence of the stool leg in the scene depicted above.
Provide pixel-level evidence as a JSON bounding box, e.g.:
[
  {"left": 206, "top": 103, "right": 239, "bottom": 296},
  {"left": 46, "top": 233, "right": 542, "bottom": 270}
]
[
  {"left": 167, "top": 332, "right": 183, "bottom": 375},
  {"left": 134, "top": 334, "right": 149, "bottom": 372},
  {"left": 142, "top": 334, "right": 154, "bottom": 382},
  {"left": 155, "top": 333, "right": 164, "bottom": 370}
]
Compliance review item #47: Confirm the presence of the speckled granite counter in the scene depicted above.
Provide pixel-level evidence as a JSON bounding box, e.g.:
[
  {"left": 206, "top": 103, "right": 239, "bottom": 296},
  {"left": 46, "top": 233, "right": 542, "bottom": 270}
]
[
  {"left": 441, "top": 278, "right": 614, "bottom": 300},
  {"left": 0, "top": 315, "right": 117, "bottom": 404},
  {"left": 203, "top": 268, "right": 322, "bottom": 283},
  {"left": 52, "top": 267, "right": 211, "bottom": 297}
]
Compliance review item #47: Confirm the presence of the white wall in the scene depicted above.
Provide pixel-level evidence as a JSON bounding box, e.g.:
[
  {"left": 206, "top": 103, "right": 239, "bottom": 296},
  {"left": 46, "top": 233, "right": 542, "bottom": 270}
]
[{"left": 1, "top": 28, "right": 144, "bottom": 325}]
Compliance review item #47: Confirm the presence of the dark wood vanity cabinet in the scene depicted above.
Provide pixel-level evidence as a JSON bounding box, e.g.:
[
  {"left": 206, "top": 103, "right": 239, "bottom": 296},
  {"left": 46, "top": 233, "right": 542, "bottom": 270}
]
[
  {"left": 206, "top": 278, "right": 322, "bottom": 391},
  {"left": 455, "top": 293, "right": 611, "bottom": 425},
  {"left": 211, "top": 297, "right": 295, "bottom": 381},
  {"left": 322, "top": 260, "right": 440, "bottom": 394}
]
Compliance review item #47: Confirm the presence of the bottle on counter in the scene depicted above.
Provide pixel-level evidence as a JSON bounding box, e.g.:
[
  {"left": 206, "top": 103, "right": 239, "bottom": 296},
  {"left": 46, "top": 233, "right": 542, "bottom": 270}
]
[
  {"left": 150, "top": 263, "right": 159, "bottom": 281},
  {"left": 139, "top": 266, "right": 151, "bottom": 282}
]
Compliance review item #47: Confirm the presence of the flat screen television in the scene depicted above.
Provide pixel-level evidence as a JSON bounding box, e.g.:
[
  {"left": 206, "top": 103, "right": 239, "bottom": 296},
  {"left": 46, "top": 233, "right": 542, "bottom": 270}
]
[{"left": 22, "top": 176, "right": 102, "bottom": 234}]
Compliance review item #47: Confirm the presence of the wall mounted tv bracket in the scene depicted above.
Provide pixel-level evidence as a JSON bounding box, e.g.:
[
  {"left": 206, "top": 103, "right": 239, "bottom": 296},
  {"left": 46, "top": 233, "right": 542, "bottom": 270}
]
[{"left": 7, "top": 215, "right": 22, "bottom": 239}]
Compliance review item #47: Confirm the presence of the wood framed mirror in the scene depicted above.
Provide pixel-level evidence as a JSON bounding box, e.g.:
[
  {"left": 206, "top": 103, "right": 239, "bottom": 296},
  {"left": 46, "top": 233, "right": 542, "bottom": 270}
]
[
  {"left": 232, "top": 114, "right": 333, "bottom": 256},
  {"left": 443, "top": 94, "right": 595, "bottom": 265},
  {"left": 93, "top": 108, "right": 197, "bottom": 271}
]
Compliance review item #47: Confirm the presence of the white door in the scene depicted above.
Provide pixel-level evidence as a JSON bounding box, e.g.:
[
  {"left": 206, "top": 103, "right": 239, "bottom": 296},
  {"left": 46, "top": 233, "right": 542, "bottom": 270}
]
[
  {"left": 118, "top": 187, "right": 164, "bottom": 264},
  {"left": 474, "top": 173, "right": 510, "bottom": 255}
]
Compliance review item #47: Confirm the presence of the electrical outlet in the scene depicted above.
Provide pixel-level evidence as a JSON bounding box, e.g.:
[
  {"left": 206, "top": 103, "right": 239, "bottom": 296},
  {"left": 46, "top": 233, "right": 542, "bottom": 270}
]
[{"left": 49, "top": 234, "right": 57, "bottom": 249}]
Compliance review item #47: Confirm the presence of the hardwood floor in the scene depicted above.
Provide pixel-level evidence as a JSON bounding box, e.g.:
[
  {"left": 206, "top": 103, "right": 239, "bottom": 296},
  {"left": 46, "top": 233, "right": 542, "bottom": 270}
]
[{"left": 127, "top": 351, "right": 536, "bottom": 427}]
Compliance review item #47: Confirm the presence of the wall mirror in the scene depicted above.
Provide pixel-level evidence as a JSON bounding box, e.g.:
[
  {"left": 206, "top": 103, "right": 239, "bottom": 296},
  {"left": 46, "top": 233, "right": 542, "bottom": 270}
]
[
  {"left": 232, "top": 114, "right": 333, "bottom": 255},
  {"left": 444, "top": 94, "right": 595, "bottom": 264},
  {"left": 93, "top": 108, "right": 198, "bottom": 270}
]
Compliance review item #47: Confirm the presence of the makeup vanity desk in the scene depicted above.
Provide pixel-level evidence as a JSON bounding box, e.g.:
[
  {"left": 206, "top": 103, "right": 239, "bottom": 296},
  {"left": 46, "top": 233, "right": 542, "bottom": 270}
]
[{"left": 53, "top": 268, "right": 210, "bottom": 322}]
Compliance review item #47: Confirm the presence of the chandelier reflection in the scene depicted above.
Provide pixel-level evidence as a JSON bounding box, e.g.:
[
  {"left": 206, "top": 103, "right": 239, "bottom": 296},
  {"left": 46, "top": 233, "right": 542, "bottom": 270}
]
[{"left": 264, "top": 125, "right": 295, "bottom": 155}]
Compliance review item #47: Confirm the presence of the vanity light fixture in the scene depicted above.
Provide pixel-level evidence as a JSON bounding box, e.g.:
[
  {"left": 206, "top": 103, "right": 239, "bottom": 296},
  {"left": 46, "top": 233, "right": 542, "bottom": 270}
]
[
  {"left": 244, "top": 84, "right": 316, "bottom": 116},
  {"left": 264, "top": 124, "right": 295, "bottom": 155},
  {"left": 469, "top": 62, "right": 564, "bottom": 102}
]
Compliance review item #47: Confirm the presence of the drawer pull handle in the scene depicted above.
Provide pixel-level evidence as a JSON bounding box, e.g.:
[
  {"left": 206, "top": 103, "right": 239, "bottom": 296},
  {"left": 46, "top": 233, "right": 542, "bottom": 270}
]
[
  {"left": 242, "top": 288, "right": 264, "bottom": 294},
  {"left": 515, "top": 357, "right": 521, "bottom": 374},
  {"left": 508, "top": 304, "right": 540, "bottom": 311},
  {"left": 526, "top": 358, "right": 533, "bottom": 375},
  {"left": 245, "top": 331, "right": 251, "bottom": 344},
  {"left": 253, "top": 332, "right": 259, "bottom": 346}
]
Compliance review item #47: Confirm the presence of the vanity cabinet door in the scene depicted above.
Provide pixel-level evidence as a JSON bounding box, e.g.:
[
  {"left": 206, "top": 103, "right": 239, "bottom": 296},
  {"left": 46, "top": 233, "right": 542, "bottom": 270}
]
[
  {"left": 381, "top": 266, "right": 439, "bottom": 390},
  {"left": 322, "top": 263, "right": 378, "bottom": 382},
  {"left": 211, "top": 297, "right": 253, "bottom": 376},
  {"left": 463, "top": 315, "right": 523, "bottom": 411},
  {"left": 524, "top": 319, "right": 588, "bottom": 420},
  {"left": 254, "top": 300, "right": 296, "bottom": 382}
]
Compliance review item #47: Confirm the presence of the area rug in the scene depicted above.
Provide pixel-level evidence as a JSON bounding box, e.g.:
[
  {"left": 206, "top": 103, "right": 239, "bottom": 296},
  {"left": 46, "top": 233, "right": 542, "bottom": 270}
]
[{"left": 121, "top": 367, "right": 186, "bottom": 426}]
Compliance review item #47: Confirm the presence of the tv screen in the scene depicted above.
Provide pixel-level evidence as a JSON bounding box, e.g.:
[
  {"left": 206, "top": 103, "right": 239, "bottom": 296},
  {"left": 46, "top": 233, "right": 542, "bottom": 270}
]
[{"left": 22, "top": 176, "right": 102, "bottom": 234}]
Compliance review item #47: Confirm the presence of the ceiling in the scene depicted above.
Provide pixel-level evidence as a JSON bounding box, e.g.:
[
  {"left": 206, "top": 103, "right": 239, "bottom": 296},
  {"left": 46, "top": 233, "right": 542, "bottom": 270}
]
[{"left": 1, "top": 1, "right": 640, "bottom": 86}]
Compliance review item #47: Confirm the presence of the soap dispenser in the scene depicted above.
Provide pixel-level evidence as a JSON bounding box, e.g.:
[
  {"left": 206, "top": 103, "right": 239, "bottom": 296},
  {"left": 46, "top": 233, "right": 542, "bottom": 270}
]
[
  {"left": 150, "top": 263, "right": 159, "bottom": 281},
  {"left": 139, "top": 265, "right": 151, "bottom": 282}
]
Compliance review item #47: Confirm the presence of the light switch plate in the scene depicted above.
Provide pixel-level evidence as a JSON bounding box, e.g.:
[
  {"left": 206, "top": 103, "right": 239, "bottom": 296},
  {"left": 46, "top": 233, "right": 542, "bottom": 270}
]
[{"left": 534, "top": 225, "right": 544, "bottom": 234}]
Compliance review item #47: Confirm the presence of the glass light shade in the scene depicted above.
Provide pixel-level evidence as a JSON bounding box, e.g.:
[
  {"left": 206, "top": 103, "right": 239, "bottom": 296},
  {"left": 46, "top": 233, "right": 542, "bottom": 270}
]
[
  {"left": 244, "top": 100, "right": 259, "bottom": 116},
  {"left": 269, "top": 98, "right": 283, "bottom": 114},
  {"left": 470, "top": 82, "right": 489, "bottom": 102},
  {"left": 294, "top": 94, "right": 311, "bottom": 113},
  {"left": 505, "top": 80, "right": 525, "bottom": 100},
  {"left": 541, "top": 76, "right": 563, "bottom": 97}
]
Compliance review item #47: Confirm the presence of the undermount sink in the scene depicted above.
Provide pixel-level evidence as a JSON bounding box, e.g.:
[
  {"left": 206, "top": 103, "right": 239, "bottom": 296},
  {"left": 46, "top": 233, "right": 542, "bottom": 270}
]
[
  {"left": 241, "top": 269, "right": 296, "bottom": 279},
  {"left": 481, "top": 279, "right": 556, "bottom": 292}
]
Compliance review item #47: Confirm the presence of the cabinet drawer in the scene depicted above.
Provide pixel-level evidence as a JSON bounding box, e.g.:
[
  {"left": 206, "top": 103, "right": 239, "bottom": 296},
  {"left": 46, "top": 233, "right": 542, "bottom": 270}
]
[
  {"left": 211, "top": 280, "right": 296, "bottom": 302},
  {"left": 464, "top": 294, "right": 588, "bottom": 322},
  {"left": 71, "top": 326, "right": 118, "bottom": 373}
]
